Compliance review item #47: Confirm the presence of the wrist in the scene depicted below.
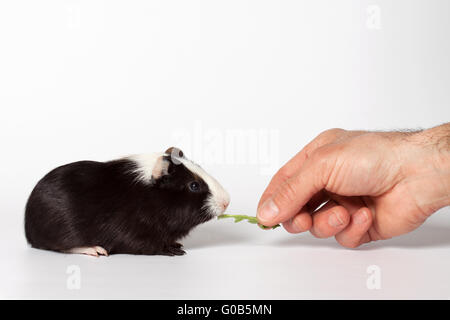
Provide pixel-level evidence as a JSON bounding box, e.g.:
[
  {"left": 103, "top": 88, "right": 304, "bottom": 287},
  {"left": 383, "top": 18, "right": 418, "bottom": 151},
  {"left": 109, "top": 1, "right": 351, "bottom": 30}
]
[
  {"left": 415, "top": 123, "right": 450, "bottom": 174},
  {"left": 398, "top": 124, "right": 450, "bottom": 215}
]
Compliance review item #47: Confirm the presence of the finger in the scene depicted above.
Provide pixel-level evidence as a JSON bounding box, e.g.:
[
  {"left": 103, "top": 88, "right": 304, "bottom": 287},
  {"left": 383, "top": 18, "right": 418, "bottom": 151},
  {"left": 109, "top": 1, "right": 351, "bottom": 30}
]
[
  {"left": 282, "top": 190, "right": 329, "bottom": 233},
  {"left": 335, "top": 207, "right": 373, "bottom": 248},
  {"left": 282, "top": 210, "right": 312, "bottom": 234},
  {"left": 309, "top": 200, "right": 351, "bottom": 238},
  {"left": 257, "top": 131, "right": 343, "bottom": 210},
  {"left": 257, "top": 146, "right": 334, "bottom": 226}
]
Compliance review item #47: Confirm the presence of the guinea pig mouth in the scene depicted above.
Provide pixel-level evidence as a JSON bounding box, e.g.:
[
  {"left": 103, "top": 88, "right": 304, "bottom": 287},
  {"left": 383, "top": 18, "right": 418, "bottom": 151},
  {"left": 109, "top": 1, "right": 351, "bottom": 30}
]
[{"left": 203, "top": 196, "right": 230, "bottom": 217}]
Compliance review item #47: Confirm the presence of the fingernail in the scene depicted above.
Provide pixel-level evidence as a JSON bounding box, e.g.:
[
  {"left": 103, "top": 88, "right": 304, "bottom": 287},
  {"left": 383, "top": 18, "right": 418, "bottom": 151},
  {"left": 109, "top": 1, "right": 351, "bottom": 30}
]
[
  {"left": 257, "top": 198, "right": 279, "bottom": 222},
  {"left": 353, "top": 210, "right": 369, "bottom": 225},
  {"left": 328, "top": 212, "right": 344, "bottom": 227},
  {"left": 292, "top": 218, "right": 304, "bottom": 232}
]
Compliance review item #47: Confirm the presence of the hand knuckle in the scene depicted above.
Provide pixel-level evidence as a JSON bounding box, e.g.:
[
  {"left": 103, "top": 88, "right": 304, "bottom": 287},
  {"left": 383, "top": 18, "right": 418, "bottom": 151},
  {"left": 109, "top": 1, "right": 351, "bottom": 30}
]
[
  {"left": 282, "top": 180, "right": 298, "bottom": 202},
  {"left": 310, "top": 148, "right": 334, "bottom": 186},
  {"left": 276, "top": 167, "right": 290, "bottom": 180},
  {"left": 321, "top": 128, "right": 345, "bottom": 139},
  {"left": 278, "top": 178, "right": 298, "bottom": 204}
]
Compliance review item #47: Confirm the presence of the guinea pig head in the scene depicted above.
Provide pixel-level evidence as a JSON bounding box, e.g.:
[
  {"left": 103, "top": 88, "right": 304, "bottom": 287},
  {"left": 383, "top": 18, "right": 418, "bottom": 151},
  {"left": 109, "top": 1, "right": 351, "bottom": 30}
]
[{"left": 131, "top": 148, "right": 230, "bottom": 222}]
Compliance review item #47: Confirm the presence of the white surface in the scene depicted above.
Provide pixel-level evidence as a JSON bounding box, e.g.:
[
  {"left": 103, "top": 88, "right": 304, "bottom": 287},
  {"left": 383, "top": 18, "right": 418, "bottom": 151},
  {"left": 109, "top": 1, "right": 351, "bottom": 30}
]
[
  {"left": 1, "top": 0, "right": 450, "bottom": 299},
  {"left": 2, "top": 211, "right": 450, "bottom": 299}
]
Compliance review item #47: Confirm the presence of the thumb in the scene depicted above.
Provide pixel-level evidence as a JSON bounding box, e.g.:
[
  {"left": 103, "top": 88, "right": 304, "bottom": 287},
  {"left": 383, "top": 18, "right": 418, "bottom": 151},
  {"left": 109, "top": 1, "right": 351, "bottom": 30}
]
[{"left": 257, "top": 150, "right": 332, "bottom": 226}]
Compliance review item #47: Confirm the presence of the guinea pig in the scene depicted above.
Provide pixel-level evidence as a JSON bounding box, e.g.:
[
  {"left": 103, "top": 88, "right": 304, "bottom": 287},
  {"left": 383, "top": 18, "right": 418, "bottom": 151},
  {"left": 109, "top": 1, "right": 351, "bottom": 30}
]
[{"left": 24, "top": 147, "right": 230, "bottom": 256}]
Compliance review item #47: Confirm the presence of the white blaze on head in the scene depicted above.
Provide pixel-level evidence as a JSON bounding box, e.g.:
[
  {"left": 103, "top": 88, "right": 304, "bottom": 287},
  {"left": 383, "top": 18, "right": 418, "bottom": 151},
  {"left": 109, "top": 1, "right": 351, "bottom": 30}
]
[{"left": 175, "top": 157, "right": 230, "bottom": 216}]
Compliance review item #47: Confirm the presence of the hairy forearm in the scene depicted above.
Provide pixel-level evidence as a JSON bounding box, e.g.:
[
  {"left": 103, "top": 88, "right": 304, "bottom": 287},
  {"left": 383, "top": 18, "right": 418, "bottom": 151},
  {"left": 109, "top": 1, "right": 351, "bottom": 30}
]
[
  {"left": 400, "top": 123, "right": 450, "bottom": 215},
  {"left": 426, "top": 122, "right": 450, "bottom": 155},
  {"left": 425, "top": 123, "right": 450, "bottom": 208}
]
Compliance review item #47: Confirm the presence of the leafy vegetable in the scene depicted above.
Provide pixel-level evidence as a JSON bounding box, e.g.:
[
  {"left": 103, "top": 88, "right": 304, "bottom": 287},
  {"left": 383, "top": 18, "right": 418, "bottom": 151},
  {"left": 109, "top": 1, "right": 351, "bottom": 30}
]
[{"left": 218, "top": 214, "right": 280, "bottom": 230}]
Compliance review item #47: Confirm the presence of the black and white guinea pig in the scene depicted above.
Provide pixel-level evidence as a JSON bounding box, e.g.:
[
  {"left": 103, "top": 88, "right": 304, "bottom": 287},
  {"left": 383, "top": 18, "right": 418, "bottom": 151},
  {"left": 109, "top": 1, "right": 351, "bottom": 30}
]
[{"left": 24, "top": 147, "right": 230, "bottom": 256}]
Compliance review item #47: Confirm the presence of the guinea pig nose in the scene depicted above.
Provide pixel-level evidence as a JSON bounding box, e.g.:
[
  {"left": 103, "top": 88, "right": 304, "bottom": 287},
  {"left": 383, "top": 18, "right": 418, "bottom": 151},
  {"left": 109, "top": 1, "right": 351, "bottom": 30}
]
[{"left": 222, "top": 201, "right": 229, "bottom": 210}]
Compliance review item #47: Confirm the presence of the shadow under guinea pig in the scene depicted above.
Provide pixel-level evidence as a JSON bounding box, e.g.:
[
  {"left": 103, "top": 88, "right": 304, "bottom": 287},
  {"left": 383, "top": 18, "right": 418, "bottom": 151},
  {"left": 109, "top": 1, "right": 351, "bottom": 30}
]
[{"left": 183, "top": 221, "right": 254, "bottom": 249}]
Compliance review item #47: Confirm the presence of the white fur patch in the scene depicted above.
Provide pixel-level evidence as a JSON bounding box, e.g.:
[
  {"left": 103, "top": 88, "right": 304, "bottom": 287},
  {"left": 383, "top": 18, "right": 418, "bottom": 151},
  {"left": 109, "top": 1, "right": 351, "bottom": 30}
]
[
  {"left": 65, "top": 246, "right": 108, "bottom": 257},
  {"left": 127, "top": 152, "right": 167, "bottom": 182}
]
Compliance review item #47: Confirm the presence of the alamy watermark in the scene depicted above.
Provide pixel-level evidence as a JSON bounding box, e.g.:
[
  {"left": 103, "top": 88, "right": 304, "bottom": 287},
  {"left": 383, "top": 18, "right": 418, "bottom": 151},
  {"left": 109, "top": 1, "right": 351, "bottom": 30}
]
[
  {"left": 366, "top": 5, "right": 382, "bottom": 30},
  {"left": 171, "top": 121, "right": 280, "bottom": 176},
  {"left": 66, "top": 265, "right": 81, "bottom": 290},
  {"left": 366, "top": 265, "right": 381, "bottom": 290},
  {"left": 67, "top": 5, "right": 81, "bottom": 30}
]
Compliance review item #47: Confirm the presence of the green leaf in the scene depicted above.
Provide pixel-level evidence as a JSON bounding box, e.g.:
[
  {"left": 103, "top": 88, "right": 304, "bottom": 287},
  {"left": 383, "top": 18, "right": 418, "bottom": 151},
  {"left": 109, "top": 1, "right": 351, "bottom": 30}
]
[{"left": 218, "top": 214, "right": 280, "bottom": 230}]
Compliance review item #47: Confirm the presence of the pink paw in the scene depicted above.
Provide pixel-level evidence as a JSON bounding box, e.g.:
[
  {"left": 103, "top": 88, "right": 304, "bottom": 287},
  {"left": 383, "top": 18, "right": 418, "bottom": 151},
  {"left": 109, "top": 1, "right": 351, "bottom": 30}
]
[{"left": 66, "top": 246, "right": 109, "bottom": 257}]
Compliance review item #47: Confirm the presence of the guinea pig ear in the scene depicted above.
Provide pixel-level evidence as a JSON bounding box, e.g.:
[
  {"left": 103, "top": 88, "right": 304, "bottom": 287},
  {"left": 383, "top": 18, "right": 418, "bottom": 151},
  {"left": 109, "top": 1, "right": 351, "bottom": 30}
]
[
  {"left": 151, "top": 156, "right": 171, "bottom": 179},
  {"left": 165, "top": 147, "right": 184, "bottom": 159}
]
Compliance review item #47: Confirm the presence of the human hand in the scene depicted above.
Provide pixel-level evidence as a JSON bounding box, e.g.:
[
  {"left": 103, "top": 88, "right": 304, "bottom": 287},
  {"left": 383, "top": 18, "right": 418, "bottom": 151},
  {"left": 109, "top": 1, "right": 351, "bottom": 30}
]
[{"left": 257, "top": 124, "right": 450, "bottom": 248}]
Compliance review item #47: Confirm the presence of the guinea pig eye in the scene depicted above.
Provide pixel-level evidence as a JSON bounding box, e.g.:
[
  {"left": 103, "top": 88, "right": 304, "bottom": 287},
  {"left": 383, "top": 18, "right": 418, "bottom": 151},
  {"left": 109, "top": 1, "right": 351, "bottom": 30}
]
[{"left": 188, "top": 181, "right": 200, "bottom": 192}]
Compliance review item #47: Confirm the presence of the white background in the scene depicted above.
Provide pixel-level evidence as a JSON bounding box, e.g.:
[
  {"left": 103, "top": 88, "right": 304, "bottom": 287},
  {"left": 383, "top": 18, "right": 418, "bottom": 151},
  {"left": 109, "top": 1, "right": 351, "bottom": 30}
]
[{"left": 0, "top": 0, "right": 449, "bottom": 299}]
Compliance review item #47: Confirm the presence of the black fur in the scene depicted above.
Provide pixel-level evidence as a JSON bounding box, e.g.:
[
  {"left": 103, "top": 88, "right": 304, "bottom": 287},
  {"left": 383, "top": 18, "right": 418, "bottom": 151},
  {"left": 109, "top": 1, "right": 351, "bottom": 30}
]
[{"left": 24, "top": 156, "right": 213, "bottom": 256}]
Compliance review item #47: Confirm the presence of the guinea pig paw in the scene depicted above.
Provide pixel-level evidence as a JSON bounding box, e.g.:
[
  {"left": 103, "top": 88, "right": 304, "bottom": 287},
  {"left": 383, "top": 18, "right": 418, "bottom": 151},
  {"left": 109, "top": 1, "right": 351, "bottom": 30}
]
[
  {"left": 163, "top": 244, "right": 186, "bottom": 256},
  {"left": 94, "top": 246, "right": 109, "bottom": 257},
  {"left": 66, "top": 246, "right": 109, "bottom": 257},
  {"left": 172, "top": 242, "right": 183, "bottom": 249}
]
